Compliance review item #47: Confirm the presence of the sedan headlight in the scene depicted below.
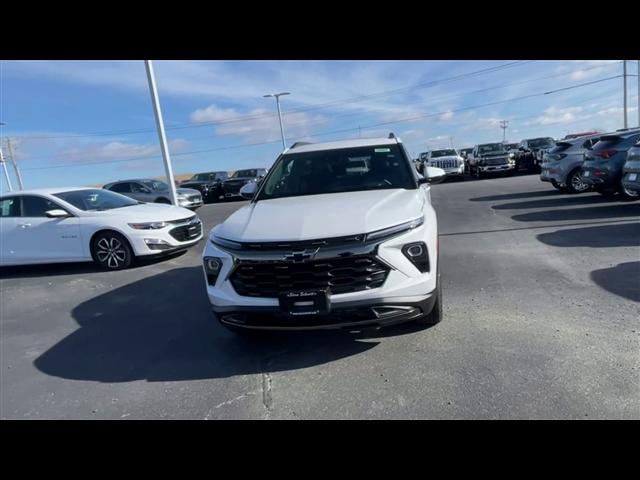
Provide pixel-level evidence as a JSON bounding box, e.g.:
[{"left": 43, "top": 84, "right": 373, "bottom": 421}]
[{"left": 128, "top": 221, "right": 169, "bottom": 230}]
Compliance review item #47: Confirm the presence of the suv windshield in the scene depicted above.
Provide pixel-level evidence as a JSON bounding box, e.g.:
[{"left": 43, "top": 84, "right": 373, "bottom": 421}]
[
  {"left": 54, "top": 189, "right": 138, "bottom": 211},
  {"left": 431, "top": 149, "right": 457, "bottom": 158},
  {"left": 478, "top": 144, "right": 503, "bottom": 153},
  {"left": 231, "top": 169, "right": 259, "bottom": 178},
  {"left": 141, "top": 180, "right": 169, "bottom": 191},
  {"left": 528, "top": 138, "right": 554, "bottom": 148},
  {"left": 257, "top": 144, "right": 415, "bottom": 201}
]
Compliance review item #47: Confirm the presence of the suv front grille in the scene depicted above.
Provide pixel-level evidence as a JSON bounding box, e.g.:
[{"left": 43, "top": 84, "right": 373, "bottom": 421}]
[{"left": 230, "top": 255, "right": 390, "bottom": 297}]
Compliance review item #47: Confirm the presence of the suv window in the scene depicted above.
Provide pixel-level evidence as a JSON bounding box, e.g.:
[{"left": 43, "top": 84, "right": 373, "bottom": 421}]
[
  {"left": 109, "top": 182, "right": 131, "bottom": 193},
  {"left": 0, "top": 197, "right": 20, "bottom": 217},
  {"left": 21, "top": 195, "right": 64, "bottom": 217}
]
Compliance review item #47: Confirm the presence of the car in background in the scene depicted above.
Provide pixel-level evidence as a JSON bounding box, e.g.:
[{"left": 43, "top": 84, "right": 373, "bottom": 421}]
[
  {"left": 202, "top": 135, "right": 446, "bottom": 334},
  {"left": 179, "top": 171, "right": 228, "bottom": 203},
  {"left": 223, "top": 168, "right": 268, "bottom": 200},
  {"left": 424, "top": 148, "right": 465, "bottom": 179},
  {"left": 467, "top": 142, "right": 515, "bottom": 178},
  {"left": 540, "top": 133, "right": 601, "bottom": 193},
  {"left": 561, "top": 131, "right": 600, "bottom": 140},
  {"left": 458, "top": 147, "right": 473, "bottom": 173},
  {"left": 515, "top": 137, "right": 555, "bottom": 172},
  {"left": 621, "top": 139, "right": 640, "bottom": 197},
  {"left": 0, "top": 188, "right": 202, "bottom": 270},
  {"left": 581, "top": 128, "right": 640, "bottom": 200},
  {"left": 103, "top": 178, "right": 203, "bottom": 210}
]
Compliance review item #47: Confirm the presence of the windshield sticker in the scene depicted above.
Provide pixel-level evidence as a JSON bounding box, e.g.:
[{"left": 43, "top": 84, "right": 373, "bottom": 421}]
[{"left": 375, "top": 148, "right": 391, "bottom": 153}]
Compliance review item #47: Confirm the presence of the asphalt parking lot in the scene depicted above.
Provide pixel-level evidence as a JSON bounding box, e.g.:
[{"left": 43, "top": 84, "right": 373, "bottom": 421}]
[{"left": 1, "top": 173, "right": 639, "bottom": 419}]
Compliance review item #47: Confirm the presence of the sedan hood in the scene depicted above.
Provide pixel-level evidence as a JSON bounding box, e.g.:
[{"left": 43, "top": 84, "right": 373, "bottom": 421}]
[
  {"left": 82, "top": 203, "right": 196, "bottom": 222},
  {"left": 214, "top": 189, "right": 425, "bottom": 242}
]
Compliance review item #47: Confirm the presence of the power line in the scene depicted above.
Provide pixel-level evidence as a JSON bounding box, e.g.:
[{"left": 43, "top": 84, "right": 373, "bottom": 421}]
[{"left": 21, "top": 75, "right": 621, "bottom": 172}]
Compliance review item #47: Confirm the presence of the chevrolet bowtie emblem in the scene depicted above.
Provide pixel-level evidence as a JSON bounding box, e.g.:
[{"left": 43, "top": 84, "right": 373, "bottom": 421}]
[{"left": 283, "top": 248, "right": 319, "bottom": 263}]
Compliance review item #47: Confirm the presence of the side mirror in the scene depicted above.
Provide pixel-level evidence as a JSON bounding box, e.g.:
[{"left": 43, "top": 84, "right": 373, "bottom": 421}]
[
  {"left": 240, "top": 181, "right": 257, "bottom": 200},
  {"left": 46, "top": 209, "right": 70, "bottom": 218},
  {"left": 419, "top": 167, "right": 446, "bottom": 185}
]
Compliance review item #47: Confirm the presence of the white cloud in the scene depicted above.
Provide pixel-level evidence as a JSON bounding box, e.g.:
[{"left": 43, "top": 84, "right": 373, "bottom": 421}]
[
  {"left": 56, "top": 139, "right": 190, "bottom": 164},
  {"left": 190, "top": 104, "right": 330, "bottom": 143},
  {"left": 533, "top": 106, "right": 583, "bottom": 125}
]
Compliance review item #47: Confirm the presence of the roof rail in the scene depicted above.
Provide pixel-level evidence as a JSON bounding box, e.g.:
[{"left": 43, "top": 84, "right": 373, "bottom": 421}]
[{"left": 290, "top": 141, "right": 312, "bottom": 149}]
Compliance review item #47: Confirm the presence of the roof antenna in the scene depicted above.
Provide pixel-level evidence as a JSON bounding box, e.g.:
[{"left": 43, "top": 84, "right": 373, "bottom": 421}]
[{"left": 388, "top": 132, "right": 395, "bottom": 139}]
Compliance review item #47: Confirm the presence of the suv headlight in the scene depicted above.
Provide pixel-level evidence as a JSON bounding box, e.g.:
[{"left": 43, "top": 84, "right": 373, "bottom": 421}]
[
  {"left": 366, "top": 216, "right": 424, "bottom": 242},
  {"left": 129, "top": 221, "right": 169, "bottom": 230}
]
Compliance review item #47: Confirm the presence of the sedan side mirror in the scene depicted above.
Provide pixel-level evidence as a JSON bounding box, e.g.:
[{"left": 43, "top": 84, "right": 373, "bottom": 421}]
[
  {"left": 45, "top": 209, "right": 71, "bottom": 218},
  {"left": 240, "top": 181, "right": 257, "bottom": 200}
]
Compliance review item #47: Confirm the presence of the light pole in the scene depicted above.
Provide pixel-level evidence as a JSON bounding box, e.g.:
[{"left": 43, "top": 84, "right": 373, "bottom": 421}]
[
  {"left": 263, "top": 92, "right": 290, "bottom": 150},
  {"left": 144, "top": 60, "right": 178, "bottom": 206},
  {"left": 0, "top": 122, "right": 12, "bottom": 192}
]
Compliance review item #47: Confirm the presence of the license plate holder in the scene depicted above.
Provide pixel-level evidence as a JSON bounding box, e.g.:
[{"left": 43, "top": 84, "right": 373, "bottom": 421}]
[
  {"left": 583, "top": 170, "right": 590, "bottom": 177},
  {"left": 279, "top": 289, "right": 330, "bottom": 316},
  {"left": 629, "top": 173, "right": 638, "bottom": 181}
]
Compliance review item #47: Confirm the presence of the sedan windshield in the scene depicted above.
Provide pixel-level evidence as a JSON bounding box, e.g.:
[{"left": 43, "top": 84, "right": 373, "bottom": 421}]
[
  {"left": 431, "top": 149, "right": 457, "bottom": 158},
  {"left": 54, "top": 189, "right": 138, "bottom": 211},
  {"left": 257, "top": 144, "right": 415, "bottom": 201}
]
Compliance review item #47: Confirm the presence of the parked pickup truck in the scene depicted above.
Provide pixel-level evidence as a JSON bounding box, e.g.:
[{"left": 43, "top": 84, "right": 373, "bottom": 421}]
[{"left": 467, "top": 143, "right": 515, "bottom": 178}]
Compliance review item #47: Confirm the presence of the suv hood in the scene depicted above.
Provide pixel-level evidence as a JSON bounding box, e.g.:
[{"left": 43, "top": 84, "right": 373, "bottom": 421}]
[
  {"left": 214, "top": 189, "right": 425, "bottom": 242},
  {"left": 429, "top": 155, "right": 461, "bottom": 162}
]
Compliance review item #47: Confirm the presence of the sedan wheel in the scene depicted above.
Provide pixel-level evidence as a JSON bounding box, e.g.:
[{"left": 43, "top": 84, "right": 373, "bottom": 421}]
[{"left": 91, "top": 232, "right": 133, "bottom": 270}]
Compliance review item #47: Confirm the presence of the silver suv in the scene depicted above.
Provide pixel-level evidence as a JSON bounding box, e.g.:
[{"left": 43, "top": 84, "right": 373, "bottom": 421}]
[
  {"left": 621, "top": 140, "right": 640, "bottom": 196},
  {"left": 540, "top": 133, "right": 601, "bottom": 193},
  {"left": 103, "top": 178, "right": 203, "bottom": 210}
]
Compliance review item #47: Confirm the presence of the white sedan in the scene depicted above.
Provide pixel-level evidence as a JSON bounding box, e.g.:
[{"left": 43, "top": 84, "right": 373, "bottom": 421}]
[{"left": 0, "top": 187, "right": 203, "bottom": 270}]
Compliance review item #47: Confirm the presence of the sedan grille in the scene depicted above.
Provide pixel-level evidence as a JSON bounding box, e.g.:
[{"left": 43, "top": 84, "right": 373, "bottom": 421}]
[
  {"left": 230, "top": 255, "right": 390, "bottom": 298},
  {"left": 169, "top": 221, "right": 202, "bottom": 242}
]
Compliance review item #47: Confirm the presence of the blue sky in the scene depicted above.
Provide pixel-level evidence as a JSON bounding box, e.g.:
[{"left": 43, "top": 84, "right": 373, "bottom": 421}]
[{"left": 1, "top": 60, "right": 638, "bottom": 193}]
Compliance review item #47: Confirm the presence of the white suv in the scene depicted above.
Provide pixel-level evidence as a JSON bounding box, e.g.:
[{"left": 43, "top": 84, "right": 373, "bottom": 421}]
[{"left": 202, "top": 135, "right": 446, "bottom": 333}]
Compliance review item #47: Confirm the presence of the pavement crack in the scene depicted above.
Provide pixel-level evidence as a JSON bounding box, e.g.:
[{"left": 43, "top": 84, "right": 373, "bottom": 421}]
[{"left": 261, "top": 372, "right": 273, "bottom": 414}]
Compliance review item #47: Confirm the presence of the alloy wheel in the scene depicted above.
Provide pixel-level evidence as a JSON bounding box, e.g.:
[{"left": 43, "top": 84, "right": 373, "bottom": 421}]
[{"left": 95, "top": 237, "right": 128, "bottom": 269}]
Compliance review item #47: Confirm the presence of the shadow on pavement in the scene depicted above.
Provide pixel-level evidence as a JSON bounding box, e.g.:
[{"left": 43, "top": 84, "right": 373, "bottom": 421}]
[
  {"left": 511, "top": 204, "right": 640, "bottom": 223},
  {"left": 537, "top": 222, "right": 640, "bottom": 248},
  {"left": 0, "top": 251, "right": 189, "bottom": 279},
  {"left": 470, "top": 190, "right": 559, "bottom": 202},
  {"left": 492, "top": 194, "right": 611, "bottom": 211},
  {"left": 590, "top": 262, "right": 640, "bottom": 302},
  {"left": 34, "top": 266, "right": 427, "bottom": 382}
]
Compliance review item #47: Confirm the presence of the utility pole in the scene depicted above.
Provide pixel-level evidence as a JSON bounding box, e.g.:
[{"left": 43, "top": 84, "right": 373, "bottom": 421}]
[
  {"left": 6, "top": 139, "right": 24, "bottom": 190},
  {"left": 0, "top": 148, "right": 12, "bottom": 192},
  {"left": 263, "top": 92, "right": 290, "bottom": 150},
  {"left": 500, "top": 120, "right": 509, "bottom": 142},
  {"left": 449, "top": 136, "right": 454, "bottom": 149},
  {"left": 623, "top": 60, "right": 628, "bottom": 129},
  {"left": 144, "top": 60, "right": 178, "bottom": 206}
]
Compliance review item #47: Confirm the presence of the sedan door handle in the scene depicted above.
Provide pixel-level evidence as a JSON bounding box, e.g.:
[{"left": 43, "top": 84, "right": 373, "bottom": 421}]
[{"left": 18, "top": 223, "right": 32, "bottom": 228}]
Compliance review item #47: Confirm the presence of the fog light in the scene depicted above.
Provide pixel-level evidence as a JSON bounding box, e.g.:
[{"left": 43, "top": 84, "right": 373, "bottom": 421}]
[
  {"left": 204, "top": 257, "right": 223, "bottom": 286},
  {"left": 402, "top": 242, "right": 429, "bottom": 273},
  {"left": 144, "top": 238, "right": 172, "bottom": 250}
]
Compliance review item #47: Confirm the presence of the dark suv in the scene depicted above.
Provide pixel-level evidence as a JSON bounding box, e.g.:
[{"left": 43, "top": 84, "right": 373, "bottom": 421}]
[
  {"left": 223, "top": 168, "right": 268, "bottom": 200},
  {"left": 622, "top": 140, "right": 640, "bottom": 196},
  {"left": 581, "top": 129, "right": 640, "bottom": 200},
  {"left": 516, "top": 137, "right": 555, "bottom": 172},
  {"left": 180, "top": 171, "right": 228, "bottom": 203}
]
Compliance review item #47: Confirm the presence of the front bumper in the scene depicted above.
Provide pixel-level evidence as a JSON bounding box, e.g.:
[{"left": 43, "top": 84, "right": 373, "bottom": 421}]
[
  {"left": 202, "top": 215, "right": 439, "bottom": 330},
  {"left": 213, "top": 293, "right": 436, "bottom": 331},
  {"left": 479, "top": 164, "right": 514, "bottom": 173},
  {"left": 129, "top": 218, "right": 204, "bottom": 257}
]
